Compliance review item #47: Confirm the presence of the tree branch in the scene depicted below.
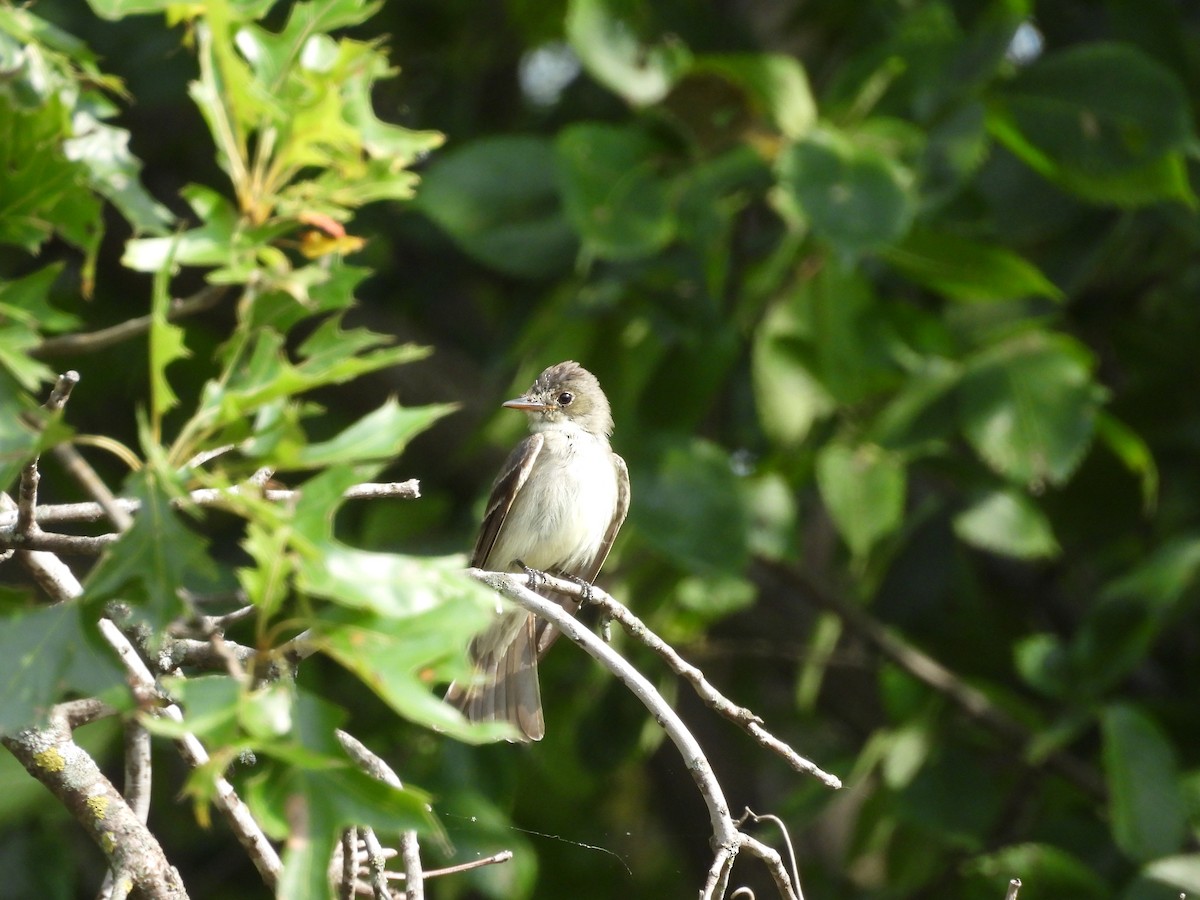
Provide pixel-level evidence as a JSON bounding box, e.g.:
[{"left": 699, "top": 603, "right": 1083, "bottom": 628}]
[
  {"left": 31, "top": 286, "right": 228, "bottom": 358},
  {"left": 2, "top": 703, "right": 189, "bottom": 900}
]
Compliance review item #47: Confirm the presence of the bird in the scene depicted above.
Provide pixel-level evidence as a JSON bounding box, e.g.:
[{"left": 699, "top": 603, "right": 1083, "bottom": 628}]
[{"left": 447, "top": 361, "right": 630, "bottom": 741}]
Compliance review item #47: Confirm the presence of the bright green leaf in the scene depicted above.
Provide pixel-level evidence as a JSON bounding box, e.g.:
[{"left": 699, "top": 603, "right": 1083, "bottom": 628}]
[
  {"left": 271, "top": 398, "right": 454, "bottom": 470},
  {"left": 751, "top": 297, "right": 834, "bottom": 447},
  {"left": 964, "top": 843, "right": 1108, "bottom": 899},
  {"left": 692, "top": 53, "right": 817, "bottom": 139},
  {"left": 0, "top": 263, "right": 79, "bottom": 333},
  {"left": 565, "top": 0, "right": 691, "bottom": 106},
  {"left": 777, "top": 127, "right": 915, "bottom": 253},
  {"left": 958, "top": 332, "right": 1102, "bottom": 489},
  {"left": 954, "top": 488, "right": 1060, "bottom": 559},
  {"left": 1129, "top": 855, "right": 1200, "bottom": 899},
  {"left": 416, "top": 136, "right": 577, "bottom": 279},
  {"left": 1102, "top": 703, "right": 1187, "bottom": 862},
  {"left": 816, "top": 442, "right": 906, "bottom": 560}
]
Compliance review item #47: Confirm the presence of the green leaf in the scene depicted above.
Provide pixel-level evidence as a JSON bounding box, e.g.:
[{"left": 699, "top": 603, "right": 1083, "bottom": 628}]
[
  {"left": 953, "top": 488, "right": 1060, "bottom": 559},
  {"left": 0, "top": 603, "right": 125, "bottom": 737},
  {"left": 751, "top": 297, "right": 834, "bottom": 447},
  {"left": 64, "top": 110, "right": 173, "bottom": 234},
  {"left": 692, "top": 53, "right": 817, "bottom": 139},
  {"left": 1128, "top": 855, "right": 1200, "bottom": 899},
  {"left": 988, "top": 42, "right": 1196, "bottom": 205},
  {"left": 958, "top": 332, "right": 1102, "bottom": 490},
  {"left": 415, "top": 136, "right": 577, "bottom": 279},
  {"left": 268, "top": 398, "right": 454, "bottom": 470},
  {"left": 565, "top": 0, "right": 691, "bottom": 106},
  {"left": 777, "top": 127, "right": 915, "bottom": 253},
  {"left": 883, "top": 229, "right": 1062, "bottom": 302},
  {"left": 0, "top": 263, "right": 80, "bottom": 334},
  {"left": 555, "top": 122, "right": 676, "bottom": 261},
  {"left": 0, "top": 375, "right": 40, "bottom": 492},
  {"left": 83, "top": 471, "right": 219, "bottom": 631},
  {"left": 1095, "top": 411, "right": 1158, "bottom": 513},
  {"left": 0, "top": 94, "right": 102, "bottom": 256},
  {"left": 148, "top": 240, "right": 190, "bottom": 423},
  {"left": 311, "top": 598, "right": 502, "bottom": 742},
  {"left": 633, "top": 438, "right": 749, "bottom": 575},
  {"left": 815, "top": 442, "right": 906, "bottom": 561},
  {"left": 964, "top": 843, "right": 1108, "bottom": 899},
  {"left": 0, "top": 325, "right": 54, "bottom": 392},
  {"left": 1102, "top": 704, "right": 1187, "bottom": 862}
]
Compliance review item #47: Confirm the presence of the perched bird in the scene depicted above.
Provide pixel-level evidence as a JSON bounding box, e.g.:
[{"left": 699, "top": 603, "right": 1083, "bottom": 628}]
[{"left": 447, "top": 361, "right": 630, "bottom": 741}]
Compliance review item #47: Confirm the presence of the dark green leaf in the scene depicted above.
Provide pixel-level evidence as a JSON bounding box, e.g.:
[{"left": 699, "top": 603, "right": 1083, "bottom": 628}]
[
  {"left": 83, "top": 471, "right": 218, "bottom": 631},
  {"left": 555, "top": 122, "right": 676, "bottom": 260},
  {"left": 416, "top": 136, "right": 577, "bottom": 279},
  {"left": 632, "top": 438, "right": 749, "bottom": 575},
  {"left": 0, "top": 604, "right": 125, "bottom": 736},
  {"left": 883, "top": 229, "right": 1061, "bottom": 302},
  {"left": 777, "top": 127, "right": 915, "bottom": 253},
  {"left": 988, "top": 42, "right": 1196, "bottom": 205},
  {"left": 1102, "top": 704, "right": 1187, "bottom": 862},
  {"left": 958, "top": 332, "right": 1102, "bottom": 489},
  {"left": 1127, "top": 855, "right": 1200, "bottom": 900},
  {"left": 0, "top": 264, "right": 79, "bottom": 333},
  {"left": 964, "top": 843, "right": 1108, "bottom": 899},
  {"left": 691, "top": 53, "right": 816, "bottom": 139}
]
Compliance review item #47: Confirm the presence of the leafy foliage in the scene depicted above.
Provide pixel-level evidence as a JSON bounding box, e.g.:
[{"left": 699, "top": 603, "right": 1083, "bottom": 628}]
[{"left": 2, "top": 0, "right": 1200, "bottom": 898}]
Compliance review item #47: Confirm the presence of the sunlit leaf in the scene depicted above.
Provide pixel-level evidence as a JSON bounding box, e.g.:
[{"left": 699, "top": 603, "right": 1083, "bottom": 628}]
[
  {"left": 954, "top": 488, "right": 1059, "bottom": 559},
  {"left": 692, "top": 53, "right": 817, "bottom": 139},
  {"left": 280, "top": 399, "right": 454, "bottom": 470},
  {"left": 816, "top": 442, "right": 906, "bottom": 560},
  {"left": 566, "top": 0, "right": 691, "bottom": 106}
]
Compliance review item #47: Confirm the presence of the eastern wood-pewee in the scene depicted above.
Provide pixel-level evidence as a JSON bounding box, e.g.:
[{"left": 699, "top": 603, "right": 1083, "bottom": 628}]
[{"left": 448, "top": 361, "right": 630, "bottom": 741}]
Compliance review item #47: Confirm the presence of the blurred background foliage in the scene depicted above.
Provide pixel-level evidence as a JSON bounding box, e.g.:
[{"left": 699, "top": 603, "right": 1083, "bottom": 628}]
[{"left": 2, "top": 0, "right": 1200, "bottom": 897}]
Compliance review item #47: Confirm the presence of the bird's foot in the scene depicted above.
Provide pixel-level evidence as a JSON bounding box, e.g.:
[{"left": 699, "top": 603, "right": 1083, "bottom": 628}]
[
  {"left": 565, "top": 574, "right": 595, "bottom": 606},
  {"left": 514, "top": 559, "right": 546, "bottom": 590}
]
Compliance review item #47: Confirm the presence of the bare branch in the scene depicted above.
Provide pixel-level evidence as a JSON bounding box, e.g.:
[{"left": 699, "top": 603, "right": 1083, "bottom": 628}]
[
  {"left": 32, "top": 286, "right": 228, "bottom": 358},
  {"left": 1005, "top": 878, "right": 1022, "bottom": 900},
  {"left": 754, "top": 558, "right": 1106, "bottom": 800},
  {"left": 400, "top": 831, "right": 424, "bottom": 900},
  {"left": 14, "top": 547, "right": 283, "bottom": 888},
  {"left": 340, "top": 828, "right": 359, "bottom": 900},
  {"left": 362, "top": 828, "right": 394, "bottom": 900},
  {"left": 467, "top": 570, "right": 740, "bottom": 855},
  {"left": 8, "top": 479, "right": 420, "bottom": 528},
  {"left": 480, "top": 570, "right": 841, "bottom": 790},
  {"left": 3, "top": 706, "right": 189, "bottom": 899}
]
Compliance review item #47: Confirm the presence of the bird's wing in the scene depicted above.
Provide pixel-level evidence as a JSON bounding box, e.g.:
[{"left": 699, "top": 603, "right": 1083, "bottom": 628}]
[
  {"left": 470, "top": 433, "right": 544, "bottom": 569},
  {"left": 536, "top": 451, "right": 630, "bottom": 657}
]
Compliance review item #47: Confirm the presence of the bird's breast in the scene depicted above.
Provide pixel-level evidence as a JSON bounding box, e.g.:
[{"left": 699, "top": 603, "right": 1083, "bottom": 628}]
[{"left": 490, "top": 433, "right": 618, "bottom": 574}]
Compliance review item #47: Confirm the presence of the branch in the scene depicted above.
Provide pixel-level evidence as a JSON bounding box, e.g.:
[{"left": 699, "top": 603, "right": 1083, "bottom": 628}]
[
  {"left": 2, "top": 703, "right": 188, "bottom": 900},
  {"left": 12, "top": 547, "right": 283, "bottom": 888},
  {"left": 31, "top": 286, "right": 228, "bottom": 358},
  {"left": 479, "top": 571, "right": 841, "bottom": 789},
  {"left": 754, "top": 558, "right": 1106, "bottom": 800}
]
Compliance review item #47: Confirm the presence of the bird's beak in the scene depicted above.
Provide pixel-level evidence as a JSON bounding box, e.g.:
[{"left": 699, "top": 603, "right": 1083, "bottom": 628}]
[{"left": 503, "top": 396, "right": 552, "bottom": 412}]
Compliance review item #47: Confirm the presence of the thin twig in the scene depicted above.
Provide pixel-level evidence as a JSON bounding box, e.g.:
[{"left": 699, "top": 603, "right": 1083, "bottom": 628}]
[
  {"left": 387, "top": 852, "right": 514, "bottom": 881},
  {"left": 1005, "top": 878, "right": 1021, "bottom": 900},
  {"left": 32, "top": 286, "right": 228, "bottom": 358},
  {"left": 467, "top": 571, "right": 743, "bottom": 879},
  {"left": 754, "top": 558, "right": 1106, "bottom": 800},
  {"left": 12, "top": 479, "right": 422, "bottom": 527},
  {"left": 362, "top": 828, "right": 393, "bottom": 900},
  {"left": 340, "top": 828, "right": 359, "bottom": 900},
  {"left": 485, "top": 571, "right": 841, "bottom": 790},
  {"left": 15, "top": 548, "right": 282, "bottom": 887},
  {"left": 400, "top": 831, "right": 424, "bottom": 900}
]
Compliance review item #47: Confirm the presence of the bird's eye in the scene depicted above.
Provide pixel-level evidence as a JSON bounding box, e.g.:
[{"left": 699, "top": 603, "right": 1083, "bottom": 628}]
[{"left": 557, "top": 391, "right": 574, "bottom": 406}]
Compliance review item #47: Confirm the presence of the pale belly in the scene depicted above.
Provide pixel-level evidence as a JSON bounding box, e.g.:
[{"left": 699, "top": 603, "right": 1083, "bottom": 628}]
[{"left": 487, "top": 433, "right": 619, "bottom": 574}]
